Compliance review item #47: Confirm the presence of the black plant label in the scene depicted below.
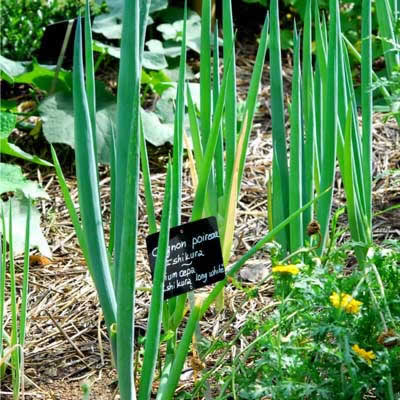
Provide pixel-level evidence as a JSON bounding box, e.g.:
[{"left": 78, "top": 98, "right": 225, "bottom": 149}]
[{"left": 146, "top": 216, "right": 225, "bottom": 299}]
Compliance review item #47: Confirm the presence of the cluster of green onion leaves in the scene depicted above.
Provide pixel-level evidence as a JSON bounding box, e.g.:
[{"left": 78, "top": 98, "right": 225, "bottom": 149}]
[
  {"left": 50, "top": 0, "right": 331, "bottom": 398},
  {"left": 268, "top": 2, "right": 396, "bottom": 396},
  {"left": 269, "top": 0, "right": 376, "bottom": 265},
  {"left": 0, "top": 202, "right": 31, "bottom": 399}
]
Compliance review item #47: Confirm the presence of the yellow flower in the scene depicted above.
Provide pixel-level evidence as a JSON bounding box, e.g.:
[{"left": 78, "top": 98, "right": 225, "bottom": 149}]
[
  {"left": 352, "top": 344, "right": 376, "bottom": 365},
  {"left": 329, "top": 292, "right": 362, "bottom": 314},
  {"left": 329, "top": 292, "right": 341, "bottom": 308},
  {"left": 272, "top": 265, "right": 300, "bottom": 275}
]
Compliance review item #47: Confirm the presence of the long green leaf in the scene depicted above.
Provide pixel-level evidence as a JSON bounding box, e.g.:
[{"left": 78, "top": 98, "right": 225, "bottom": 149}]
[
  {"left": 270, "top": 0, "right": 290, "bottom": 253},
  {"left": 314, "top": 2, "right": 327, "bottom": 82},
  {"left": 237, "top": 14, "right": 269, "bottom": 195},
  {"left": 108, "top": 123, "right": 117, "bottom": 256},
  {"left": 140, "top": 119, "right": 157, "bottom": 235},
  {"left": 73, "top": 16, "right": 117, "bottom": 349},
  {"left": 222, "top": 0, "right": 237, "bottom": 195},
  {"left": 376, "top": 0, "right": 399, "bottom": 78},
  {"left": 221, "top": 13, "right": 269, "bottom": 262},
  {"left": 116, "top": 91, "right": 141, "bottom": 399},
  {"left": 341, "top": 42, "right": 366, "bottom": 217},
  {"left": 213, "top": 20, "right": 224, "bottom": 200},
  {"left": 187, "top": 84, "right": 203, "bottom": 170},
  {"left": 302, "top": 0, "right": 316, "bottom": 233},
  {"left": 361, "top": 0, "right": 373, "bottom": 232},
  {"left": 342, "top": 106, "right": 368, "bottom": 262},
  {"left": 138, "top": 164, "right": 172, "bottom": 400},
  {"left": 84, "top": 0, "right": 97, "bottom": 162},
  {"left": 115, "top": 0, "right": 145, "bottom": 389},
  {"left": 19, "top": 202, "right": 30, "bottom": 347},
  {"left": 289, "top": 25, "right": 303, "bottom": 252},
  {"left": 0, "top": 207, "right": 6, "bottom": 377},
  {"left": 8, "top": 200, "right": 20, "bottom": 399},
  {"left": 191, "top": 50, "right": 234, "bottom": 221},
  {"left": 200, "top": 0, "right": 212, "bottom": 148},
  {"left": 171, "top": 2, "right": 187, "bottom": 228},
  {"left": 167, "top": 1, "right": 188, "bottom": 333},
  {"left": 114, "top": 0, "right": 149, "bottom": 284},
  {"left": 317, "top": 0, "right": 339, "bottom": 254},
  {"left": 50, "top": 145, "right": 89, "bottom": 265}
]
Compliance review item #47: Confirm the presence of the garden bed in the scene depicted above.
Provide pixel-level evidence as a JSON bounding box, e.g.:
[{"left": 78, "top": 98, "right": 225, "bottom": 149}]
[{"left": 3, "top": 42, "right": 399, "bottom": 398}]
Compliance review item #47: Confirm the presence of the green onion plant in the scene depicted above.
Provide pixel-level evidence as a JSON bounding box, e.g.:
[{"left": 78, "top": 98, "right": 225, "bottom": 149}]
[
  {"left": 0, "top": 200, "right": 31, "bottom": 400},
  {"left": 269, "top": 3, "right": 395, "bottom": 390},
  {"left": 51, "top": 0, "right": 330, "bottom": 398},
  {"left": 269, "top": 0, "right": 378, "bottom": 263}
]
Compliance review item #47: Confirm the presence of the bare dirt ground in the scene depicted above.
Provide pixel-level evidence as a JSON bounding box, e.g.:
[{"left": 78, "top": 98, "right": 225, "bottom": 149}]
[{"left": 1, "top": 26, "right": 399, "bottom": 400}]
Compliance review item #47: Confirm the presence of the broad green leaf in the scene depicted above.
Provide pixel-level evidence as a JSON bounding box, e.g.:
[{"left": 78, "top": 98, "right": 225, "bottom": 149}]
[
  {"left": 142, "top": 70, "right": 174, "bottom": 95},
  {"left": 0, "top": 55, "right": 27, "bottom": 83},
  {"left": 0, "top": 113, "right": 53, "bottom": 166},
  {"left": 39, "top": 82, "right": 116, "bottom": 164},
  {"left": 146, "top": 39, "right": 181, "bottom": 58},
  {"left": 94, "top": 0, "right": 166, "bottom": 21},
  {"left": 93, "top": 15, "right": 122, "bottom": 39},
  {"left": 143, "top": 52, "right": 168, "bottom": 70},
  {"left": 92, "top": 0, "right": 166, "bottom": 40},
  {"left": 157, "top": 12, "right": 203, "bottom": 53},
  {"left": 0, "top": 111, "right": 16, "bottom": 138},
  {"left": 40, "top": 83, "right": 186, "bottom": 162},
  {"left": 0, "top": 140, "right": 53, "bottom": 166},
  {"left": 140, "top": 109, "right": 174, "bottom": 146},
  {"left": 94, "top": 41, "right": 168, "bottom": 70},
  {"left": 0, "top": 196, "right": 51, "bottom": 257},
  {"left": 13, "top": 61, "right": 71, "bottom": 93},
  {"left": 0, "top": 100, "right": 17, "bottom": 112},
  {"left": 0, "top": 142, "right": 53, "bottom": 167},
  {"left": 0, "top": 163, "right": 49, "bottom": 200},
  {"left": 155, "top": 84, "right": 200, "bottom": 123}
]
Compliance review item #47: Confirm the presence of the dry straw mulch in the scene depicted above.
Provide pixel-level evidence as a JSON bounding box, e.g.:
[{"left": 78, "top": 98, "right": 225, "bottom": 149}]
[{"left": 2, "top": 36, "right": 399, "bottom": 399}]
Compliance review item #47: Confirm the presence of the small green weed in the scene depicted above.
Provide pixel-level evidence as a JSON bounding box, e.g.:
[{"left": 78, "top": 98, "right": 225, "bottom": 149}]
[{"left": 213, "top": 241, "right": 400, "bottom": 399}]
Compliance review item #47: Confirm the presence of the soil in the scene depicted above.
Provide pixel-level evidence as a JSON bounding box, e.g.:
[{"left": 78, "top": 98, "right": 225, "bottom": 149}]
[{"left": 1, "top": 15, "right": 399, "bottom": 400}]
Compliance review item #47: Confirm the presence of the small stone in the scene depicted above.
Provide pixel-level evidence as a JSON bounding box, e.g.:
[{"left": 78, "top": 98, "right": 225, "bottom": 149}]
[{"left": 239, "top": 263, "right": 270, "bottom": 283}]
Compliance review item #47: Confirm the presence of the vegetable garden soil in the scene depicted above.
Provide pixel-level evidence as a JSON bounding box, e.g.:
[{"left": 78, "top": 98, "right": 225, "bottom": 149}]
[{"left": 2, "top": 24, "right": 399, "bottom": 400}]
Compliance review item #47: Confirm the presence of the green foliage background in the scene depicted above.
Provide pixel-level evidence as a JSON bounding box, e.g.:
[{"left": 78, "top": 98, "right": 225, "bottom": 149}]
[{"left": 0, "top": 0, "right": 86, "bottom": 60}]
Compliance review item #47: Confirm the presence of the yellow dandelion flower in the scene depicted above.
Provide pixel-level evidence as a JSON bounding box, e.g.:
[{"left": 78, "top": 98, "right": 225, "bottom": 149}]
[
  {"left": 352, "top": 344, "right": 376, "bottom": 365},
  {"left": 329, "top": 292, "right": 362, "bottom": 314},
  {"left": 272, "top": 265, "right": 300, "bottom": 275},
  {"left": 344, "top": 297, "right": 362, "bottom": 314},
  {"left": 329, "top": 292, "right": 341, "bottom": 308}
]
